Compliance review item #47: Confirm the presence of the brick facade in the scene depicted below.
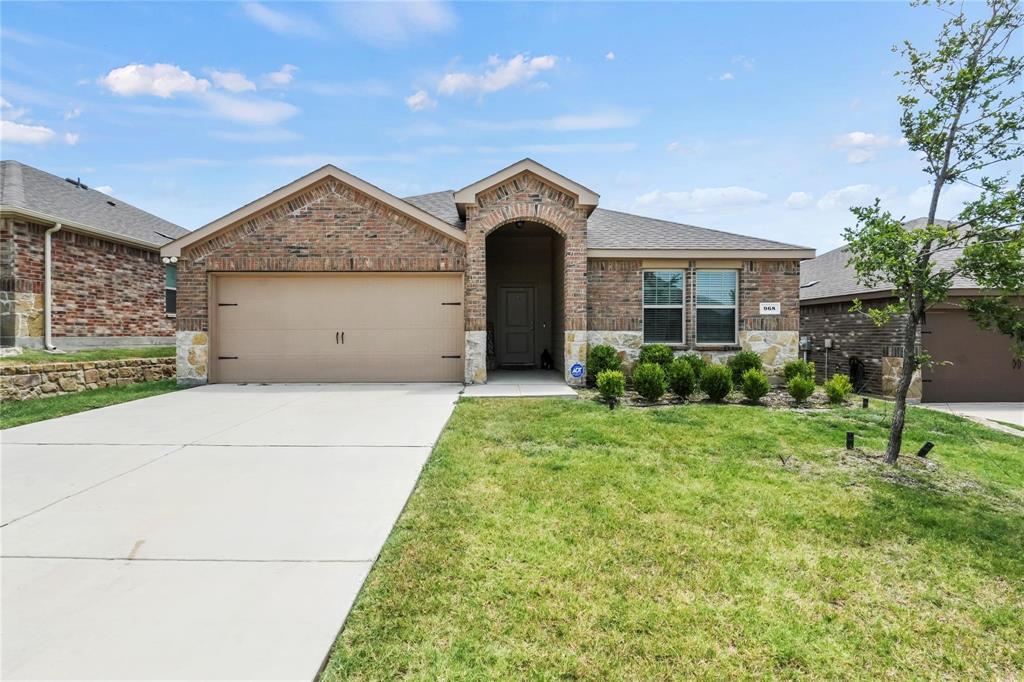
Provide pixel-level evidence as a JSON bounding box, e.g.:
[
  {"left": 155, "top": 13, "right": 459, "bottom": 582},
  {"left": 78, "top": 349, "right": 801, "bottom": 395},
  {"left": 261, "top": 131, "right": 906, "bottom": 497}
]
[
  {"left": 800, "top": 297, "right": 920, "bottom": 396},
  {"left": 1, "top": 218, "right": 174, "bottom": 346}
]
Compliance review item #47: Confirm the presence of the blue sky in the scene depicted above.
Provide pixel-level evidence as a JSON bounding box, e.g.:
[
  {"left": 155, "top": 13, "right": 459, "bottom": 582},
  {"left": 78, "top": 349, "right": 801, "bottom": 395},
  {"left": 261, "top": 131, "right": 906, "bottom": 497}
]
[{"left": 0, "top": 1, "right": 990, "bottom": 251}]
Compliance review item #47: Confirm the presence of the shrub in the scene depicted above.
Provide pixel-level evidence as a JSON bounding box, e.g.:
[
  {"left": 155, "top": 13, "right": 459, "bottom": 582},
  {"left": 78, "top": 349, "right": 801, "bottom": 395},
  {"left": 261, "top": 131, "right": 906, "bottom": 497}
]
[
  {"left": 783, "top": 359, "right": 815, "bottom": 382},
  {"left": 824, "top": 373, "right": 853, "bottom": 405},
  {"left": 679, "top": 352, "right": 707, "bottom": 380},
  {"left": 667, "top": 357, "right": 697, "bottom": 399},
  {"left": 788, "top": 375, "right": 815, "bottom": 403},
  {"left": 740, "top": 368, "right": 771, "bottom": 403},
  {"left": 632, "top": 362, "right": 667, "bottom": 402},
  {"left": 587, "top": 344, "right": 621, "bottom": 381},
  {"left": 728, "top": 350, "right": 763, "bottom": 383},
  {"left": 700, "top": 364, "right": 733, "bottom": 402},
  {"left": 638, "top": 344, "right": 674, "bottom": 369},
  {"left": 596, "top": 369, "right": 625, "bottom": 404}
]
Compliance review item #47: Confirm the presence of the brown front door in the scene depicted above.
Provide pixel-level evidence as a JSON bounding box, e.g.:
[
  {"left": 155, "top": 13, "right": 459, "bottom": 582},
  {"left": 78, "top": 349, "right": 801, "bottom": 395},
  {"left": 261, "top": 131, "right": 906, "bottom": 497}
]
[
  {"left": 211, "top": 273, "right": 464, "bottom": 383},
  {"left": 498, "top": 286, "right": 535, "bottom": 366},
  {"left": 922, "top": 309, "right": 1024, "bottom": 402}
]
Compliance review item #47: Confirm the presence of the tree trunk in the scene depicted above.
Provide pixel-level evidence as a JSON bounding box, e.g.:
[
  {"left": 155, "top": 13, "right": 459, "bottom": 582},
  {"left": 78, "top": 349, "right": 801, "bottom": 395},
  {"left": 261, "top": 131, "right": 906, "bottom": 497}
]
[{"left": 884, "top": 304, "right": 922, "bottom": 464}]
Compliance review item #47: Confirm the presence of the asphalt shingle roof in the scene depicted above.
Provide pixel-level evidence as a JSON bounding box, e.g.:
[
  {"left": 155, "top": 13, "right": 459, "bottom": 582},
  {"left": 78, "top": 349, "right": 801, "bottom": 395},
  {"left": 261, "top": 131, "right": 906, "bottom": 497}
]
[
  {"left": 800, "top": 219, "right": 978, "bottom": 302},
  {"left": 402, "top": 191, "right": 811, "bottom": 252},
  {"left": 1, "top": 160, "right": 189, "bottom": 248}
]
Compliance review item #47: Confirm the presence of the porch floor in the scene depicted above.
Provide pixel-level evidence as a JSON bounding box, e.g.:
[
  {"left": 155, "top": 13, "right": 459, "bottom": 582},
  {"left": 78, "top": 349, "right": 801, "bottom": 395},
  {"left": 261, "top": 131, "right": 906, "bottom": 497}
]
[{"left": 462, "top": 370, "right": 578, "bottom": 398}]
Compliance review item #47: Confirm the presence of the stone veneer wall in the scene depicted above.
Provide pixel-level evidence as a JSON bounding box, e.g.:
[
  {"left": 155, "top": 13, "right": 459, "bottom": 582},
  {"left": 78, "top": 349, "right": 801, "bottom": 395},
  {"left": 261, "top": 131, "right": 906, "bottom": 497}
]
[
  {"left": 1, "top": 218, "right": 174, "bottom": 346},
  {"left": 1, "top": 357, "right": 174, "bottom": 401},
  {"left": 463, "top": 172, "right": 588, "bottom": 385},
  {"left": 800, "top": 297, "right": 922, "bottom": 398},
  {"left": 176, "top": 177, "right": 465, "bottom": 385},
  {"left": 587, "top": 258, "right": 800, "bottom": 373}
]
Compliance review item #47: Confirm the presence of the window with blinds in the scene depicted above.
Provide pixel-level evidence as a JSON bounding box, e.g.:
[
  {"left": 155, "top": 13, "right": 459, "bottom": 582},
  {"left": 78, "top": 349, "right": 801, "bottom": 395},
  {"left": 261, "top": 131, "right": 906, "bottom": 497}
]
[
  {"left": 165, "top": 264, "right": 177, "bottom": 315},
  {"left": 695, "top": 270, "right": 737, "bottom": 344},
  {"left": 643, "top": 270, "right": 684, "bottom": 343}
]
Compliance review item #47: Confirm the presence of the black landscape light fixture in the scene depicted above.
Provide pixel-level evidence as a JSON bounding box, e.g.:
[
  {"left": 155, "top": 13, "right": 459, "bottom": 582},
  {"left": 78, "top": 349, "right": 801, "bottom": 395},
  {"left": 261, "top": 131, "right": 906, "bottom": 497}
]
[
  {"left": 846, "top": 432, "right": 855, "bottom": 450},
  {"left": 862, "top": 397, "right": 869, "bottom": 409},
  {"left": 917, "top": 442, "right": 934, "bottom": 458}
]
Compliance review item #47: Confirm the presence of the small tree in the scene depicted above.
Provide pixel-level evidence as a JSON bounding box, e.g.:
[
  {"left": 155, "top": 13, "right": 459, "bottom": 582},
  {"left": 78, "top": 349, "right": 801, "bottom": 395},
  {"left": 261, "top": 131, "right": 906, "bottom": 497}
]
[{"left": 844, "top": 0, "right": 1024, "bottom": 464}]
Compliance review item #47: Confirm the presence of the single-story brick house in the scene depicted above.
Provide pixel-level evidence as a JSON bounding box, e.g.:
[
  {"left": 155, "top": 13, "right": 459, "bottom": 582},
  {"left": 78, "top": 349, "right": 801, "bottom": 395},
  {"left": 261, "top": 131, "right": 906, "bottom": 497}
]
[
  {"left": 161, "top": 159, "right": 814, "bottom": 386},
  {"left": 1, "top": 160, "right": 189, "bottom": 349},
  {"left": 800, "top": 220, "right": 1023, "bottom": 402}
]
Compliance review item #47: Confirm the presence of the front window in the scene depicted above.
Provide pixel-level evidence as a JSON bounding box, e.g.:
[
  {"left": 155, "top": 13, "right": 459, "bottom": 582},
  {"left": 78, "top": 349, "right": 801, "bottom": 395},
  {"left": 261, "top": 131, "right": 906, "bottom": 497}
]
[
  {"left": 643, "top": 270, "right": 684, "bottom": 343},
  {"left": 165, "top": 264, "right": 177, "bottom": 315},
  {"left": 696, "top": 270, "right": 737, "bottom": 344}
]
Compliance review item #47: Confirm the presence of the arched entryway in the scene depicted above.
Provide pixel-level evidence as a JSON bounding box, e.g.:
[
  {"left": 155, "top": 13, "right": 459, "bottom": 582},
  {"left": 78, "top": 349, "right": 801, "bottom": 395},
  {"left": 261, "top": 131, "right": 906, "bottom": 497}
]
[{"left": 485, "top": 220, "right": 567, "bottom": 378}]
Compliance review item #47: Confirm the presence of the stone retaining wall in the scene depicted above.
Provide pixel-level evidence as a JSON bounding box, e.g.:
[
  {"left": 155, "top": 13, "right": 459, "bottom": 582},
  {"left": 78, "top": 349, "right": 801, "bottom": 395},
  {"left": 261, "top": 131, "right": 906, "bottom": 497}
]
[{"left": 0, "top": 357, "right": 175, "bottom": 402}]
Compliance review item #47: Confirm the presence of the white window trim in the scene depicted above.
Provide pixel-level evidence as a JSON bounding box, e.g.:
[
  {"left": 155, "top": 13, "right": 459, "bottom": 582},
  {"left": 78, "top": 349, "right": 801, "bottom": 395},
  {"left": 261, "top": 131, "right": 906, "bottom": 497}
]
[
  {"left": 642, "top": 269, "right": 685, "bottom": 345},
  {"left": 695, "top": 269, "right": 739, "bottom": 346}
]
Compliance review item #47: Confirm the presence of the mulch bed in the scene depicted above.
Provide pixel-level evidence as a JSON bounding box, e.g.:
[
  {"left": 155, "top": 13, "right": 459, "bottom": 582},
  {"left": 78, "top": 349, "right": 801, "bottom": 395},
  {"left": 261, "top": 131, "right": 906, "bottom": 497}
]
[{"left": 577, "top": 386, "right": 841, "bottom": 410}]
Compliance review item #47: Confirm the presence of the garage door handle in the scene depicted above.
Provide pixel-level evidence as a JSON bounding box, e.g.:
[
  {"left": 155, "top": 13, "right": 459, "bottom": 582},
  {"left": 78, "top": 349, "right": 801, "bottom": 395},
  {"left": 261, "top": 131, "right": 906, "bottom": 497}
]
[
  {"left": 341, "top": 332, "right": 345, "bottom": 344},
  {"left": 336, "top": 331, "right": 339, "bottom": 344},
  {"left": 442, "top": 355, "right": 461, "bottom": 359}
]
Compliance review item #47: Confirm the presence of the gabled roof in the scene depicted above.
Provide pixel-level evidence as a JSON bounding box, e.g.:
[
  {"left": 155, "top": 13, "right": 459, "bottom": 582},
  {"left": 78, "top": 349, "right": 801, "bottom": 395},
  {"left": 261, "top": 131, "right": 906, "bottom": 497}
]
[
  {"left": 161, "top": 165, "right": 467, "bottom": 258},
  {"left": 800, "top": 218, "right": 978, "bottom": 302},
  {"left": 0, "top": 160, "right": 188, "bottom": 249},
  {"left": 453, "top": 158, "right": 600, "bottom": 219},
  {"left": 404, "top": 190, "right": 463, "bottom": 228}
]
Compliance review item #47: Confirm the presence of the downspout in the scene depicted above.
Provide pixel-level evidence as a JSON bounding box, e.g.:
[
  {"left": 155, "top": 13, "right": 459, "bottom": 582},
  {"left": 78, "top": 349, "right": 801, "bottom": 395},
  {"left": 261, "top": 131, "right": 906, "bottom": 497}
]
[{"left": 44, "top": 222, "right": 62, "bottom": 350}]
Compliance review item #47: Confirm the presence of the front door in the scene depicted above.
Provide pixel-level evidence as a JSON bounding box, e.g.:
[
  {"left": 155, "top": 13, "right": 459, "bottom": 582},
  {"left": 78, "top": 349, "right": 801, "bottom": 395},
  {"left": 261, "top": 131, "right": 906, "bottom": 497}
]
[{"left": 498, "top": 286, "right": 535, "bottom": 366}]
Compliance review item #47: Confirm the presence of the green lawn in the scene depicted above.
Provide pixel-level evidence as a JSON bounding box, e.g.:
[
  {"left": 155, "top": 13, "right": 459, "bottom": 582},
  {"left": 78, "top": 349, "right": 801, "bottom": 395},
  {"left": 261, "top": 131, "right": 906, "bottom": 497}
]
[
  {"left": 0, "top": 346, "right": 175, "bottom": 365},
  {"left": 0, "top": 379, "right": 180, "bottom": 429},
  {"left": 324, "top": 399, "right": 1024, "bottom": 680}
]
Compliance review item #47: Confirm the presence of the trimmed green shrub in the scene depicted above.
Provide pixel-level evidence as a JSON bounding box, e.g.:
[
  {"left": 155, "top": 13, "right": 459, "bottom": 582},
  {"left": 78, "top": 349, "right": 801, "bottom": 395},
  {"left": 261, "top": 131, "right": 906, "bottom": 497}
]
[
  {"left": 700, "top": 364, "right": 733, "bottom": 402},
  {"left": 667, "top": 357, "right": 697, "bottom": 399},
  {"left": 824, "top": 373, "right": 853, "bottom": 405},
  {"left": 679, "top": 352, "right": 707, "bottom": 380},
  {"left": 788, "top": 375, "right": 815, "bottom": 403},
  {"left": 728, "top": 350, "right": 763, "bottom": 383},
  {"left": 587, "top": 344, "right": 621, "bottom": 381},
  {"left": 596, "top": 369, "right": 625, "bottom": 404},
  {"left": 638, "top": 344, "right": 674, "bottom": 369},
  {"left": 783, "top": 359, "right": 815, "bottom": 382},
  {"left": 632, "top": 362, "right": 667, "bottom": 402},
  {"left": 740, "top": 368, "right": 771, "bottom": 403}
]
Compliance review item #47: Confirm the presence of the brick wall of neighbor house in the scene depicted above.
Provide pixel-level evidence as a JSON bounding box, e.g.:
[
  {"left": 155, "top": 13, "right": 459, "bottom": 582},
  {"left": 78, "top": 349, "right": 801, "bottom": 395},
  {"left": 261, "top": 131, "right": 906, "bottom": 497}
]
[
  {"left": 463, "top": 171, "right": 588, "bottom": 384},
  {"left": 175, "top": 177, "right": 466, "bottom": 384},
  {"left": 800, "top": 297, "right": 922, "bottom": 398},
  {"left": 586, "top": 258, "right": 800, "bottom": 372},
  {"left": 0, "top": 218, "right": 174, "bottom": 346}
]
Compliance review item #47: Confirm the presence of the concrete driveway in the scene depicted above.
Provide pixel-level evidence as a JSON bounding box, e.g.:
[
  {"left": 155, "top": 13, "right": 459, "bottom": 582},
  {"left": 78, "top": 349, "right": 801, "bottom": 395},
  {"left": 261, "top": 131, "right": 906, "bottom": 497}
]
[
  {"left": 920, "top": 402, "right": 1024, "bottom": 428},
  {"left": 1, "top": 383, "right": 462, "bottom": 681}
]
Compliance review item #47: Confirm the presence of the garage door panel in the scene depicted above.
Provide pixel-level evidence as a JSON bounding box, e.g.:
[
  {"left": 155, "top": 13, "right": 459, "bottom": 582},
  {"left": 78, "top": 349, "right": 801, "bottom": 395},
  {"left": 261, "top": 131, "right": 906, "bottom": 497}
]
[
  {"left": 922, "top": 310, "right": 1024, "bottom": 402},
  {"left": 212, "top": 274, "right": 464, "bottom": 383}
]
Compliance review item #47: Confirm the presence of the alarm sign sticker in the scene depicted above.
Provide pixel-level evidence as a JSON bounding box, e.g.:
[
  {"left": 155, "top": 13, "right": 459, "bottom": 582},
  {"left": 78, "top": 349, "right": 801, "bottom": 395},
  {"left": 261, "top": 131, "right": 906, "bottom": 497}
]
[{"left": 570, "top": 363, "right": 585, "bottom": 378}]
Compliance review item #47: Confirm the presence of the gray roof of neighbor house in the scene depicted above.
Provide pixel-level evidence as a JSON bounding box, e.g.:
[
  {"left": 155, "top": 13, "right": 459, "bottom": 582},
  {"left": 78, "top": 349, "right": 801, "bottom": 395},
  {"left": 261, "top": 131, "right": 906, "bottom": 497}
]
[
  {"left": 403, "top": 190, "right": 812, "bottom": 252},
  {"left": 0, "top": 160, "right": 189, "bottom": 248},
  {"left": 800, "top": 218, "right": 979, "bottom": 302}
]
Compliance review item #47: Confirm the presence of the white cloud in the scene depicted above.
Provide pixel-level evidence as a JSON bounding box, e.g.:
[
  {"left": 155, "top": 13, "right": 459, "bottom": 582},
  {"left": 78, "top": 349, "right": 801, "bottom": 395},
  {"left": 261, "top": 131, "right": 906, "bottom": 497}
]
[
  {"left": 63, "top": 132, "right": 79, "bottom": 145},
  {"left": 242, "top": 2, "right": 321, "bottom": 37},
  {"left": 209, "top": 69, "right": 256, "bottom": 93},
  {"left": 815, "top": 184, "right": 880, "bottom": 211},
  {"left": 0, "top": 96, "right": 29, "bottom": 121},
  {"left": 64, "top": 107, "right": 82, "bottom": 120},
  {"left": 202, "top": 91, "right": 299, "bottom": 125},
  {"left": 635, "top": 186, "right": 769, "bottom": 214},
  {"left": 718, "top": 72, "right": 735, "bottom": 81},
  {"left": 262, "top": 64, "right": 298, "bottom": 88},
  {"left": 0, "top": 119, "right": 56, "bottom": 144},
  {"left": 732, "top": 55, "right": 755, "bottom": 70},
  {"left": 605, "top": 51, "right": 616, "bottom": 61},
  {"left": 332, "top": 1, "right": 455, "bottom": 46},
  {"left": 438, "top": 54, "right": 557, "bottom": 97},
  {"left": 94, "top": 185, "right": 113, "bottom": 195},
  {"left": 494, "top": 142, "right": 636, "bottom": 155},
  {"left": 831, "top": 131, "right": 904, "bottom": 164},
  {"left": 210, "top": 128, "right": 301, "bottom": 142},
  {"left": 99, "top": 63, "right": 210, "bottom": 98},
  {"left": 784, "top": 191, "right": 814, "bottom": 209},
  {"left": 666, "top": 141, "right": 703, "bottom": 155},
  {"left": 405, "top": 89, "right": 437, "bottom": 111},
  {"left": 463, "top": 110, "right": 636, "bottom": 132}
]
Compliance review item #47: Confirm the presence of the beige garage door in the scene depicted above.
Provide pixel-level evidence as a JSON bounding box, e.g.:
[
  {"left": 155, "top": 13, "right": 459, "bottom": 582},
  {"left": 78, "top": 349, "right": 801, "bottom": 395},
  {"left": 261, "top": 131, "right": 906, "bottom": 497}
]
[
  {"left": 922, "top": 310, "right": 1024, "bottom": 402},
  {"left": 211, "top": 274, "right": 464, "bottom": 383}
]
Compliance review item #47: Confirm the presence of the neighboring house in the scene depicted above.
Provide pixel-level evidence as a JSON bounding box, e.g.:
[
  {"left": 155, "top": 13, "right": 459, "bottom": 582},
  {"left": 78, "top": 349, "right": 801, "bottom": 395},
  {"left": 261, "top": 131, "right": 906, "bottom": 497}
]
[
  {"left": 800, "top": 218, "right": 1023, "bottom": 402},
  {"left": 1, "top": 160, "right": 190, "bottom": 349},
  {"left": 161, "top": 159, "right": 814, "bottom": 386}
]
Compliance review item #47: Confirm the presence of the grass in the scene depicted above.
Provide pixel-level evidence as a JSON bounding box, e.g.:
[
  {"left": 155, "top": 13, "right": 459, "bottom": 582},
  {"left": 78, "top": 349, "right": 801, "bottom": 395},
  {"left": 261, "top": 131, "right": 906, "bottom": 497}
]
[
  {"left": 324, "top": 399, "right": 1024, "bottom": 680},
  {"left": 995, "top": 420, "right": 1024, "bottom": 433},
  {"left": 0, "top": 346, "right": 175, "bottom": 365},
  {"left": 0, "top": 379, "right": 180, "bottom": 429}
]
